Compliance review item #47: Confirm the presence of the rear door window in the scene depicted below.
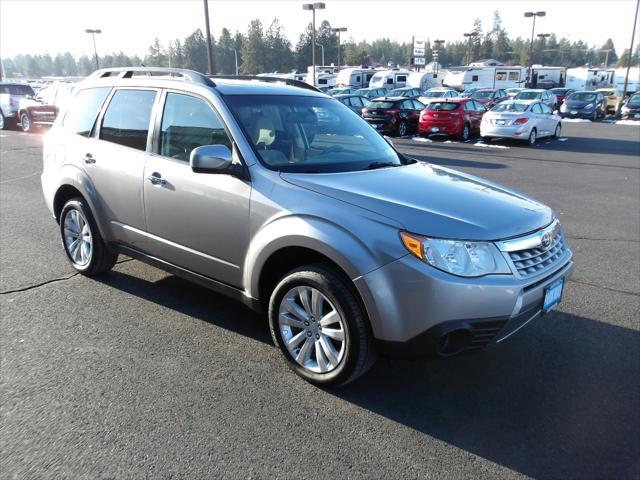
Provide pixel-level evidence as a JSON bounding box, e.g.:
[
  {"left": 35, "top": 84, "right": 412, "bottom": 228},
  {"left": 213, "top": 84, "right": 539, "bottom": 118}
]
[
  {"left": 160, "top": 92, "right": 232, "bottom": 162},
  {"left": 62, "top": 87, "right": 111, "bottom": 137},
  {"left": 99, "top": 89, "right": 157, "bottom": 151}
]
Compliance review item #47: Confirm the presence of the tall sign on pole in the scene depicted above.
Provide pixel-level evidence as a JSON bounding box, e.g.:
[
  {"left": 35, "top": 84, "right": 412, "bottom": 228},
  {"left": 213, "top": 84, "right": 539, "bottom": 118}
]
[{"left": 413, "top": 36, "right": 426, "bottom": 71}]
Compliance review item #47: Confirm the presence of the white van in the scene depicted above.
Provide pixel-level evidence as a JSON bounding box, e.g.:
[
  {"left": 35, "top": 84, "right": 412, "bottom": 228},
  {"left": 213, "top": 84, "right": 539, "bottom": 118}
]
[
  {"left": 336, "top": 68, "right": 376, "bottom": 89},
  {"left": 444, "top": 66, "right": 527, "bottom": 91},
  {"left": 368, "top": 70, "right": 412, "bottom": 90}
]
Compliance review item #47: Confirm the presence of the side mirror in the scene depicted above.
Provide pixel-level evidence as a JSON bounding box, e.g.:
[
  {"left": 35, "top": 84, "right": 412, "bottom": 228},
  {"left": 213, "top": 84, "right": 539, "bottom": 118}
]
[{"left": 190, "top": 145, "right": 233, "bottom": 174}]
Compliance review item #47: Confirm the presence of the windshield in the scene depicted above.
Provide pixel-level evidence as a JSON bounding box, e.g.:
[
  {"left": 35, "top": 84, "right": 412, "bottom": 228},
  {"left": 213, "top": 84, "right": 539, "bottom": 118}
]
[
  {"left": 226, "top": 95, "right": 404, "bottom": 173},
  {"left": 471, "top": 91, "right": 495, "bottom": 99},
  {"left": 515, "top": 91, "right": 542, "bottom": 100},
  {"left": 629, "top": 94, "right": 640, "bottom": 104},
  {"left": 423, "top": 91, "right": 446, "bottom": 98},
  {"left": 491, "top": 102, "right": 528, "bottom": 113},
  {"left": 388, "top": 89, "right": 406, "bottom": 96},
  {"left": 426, "top": 102, "right": 459, "bottom": 111},
  {"left": 370, "top": 74, "right": 384, "bottom": 83},
  {"left": 0, "top": 84, "right": 35, "bottom": 96},
  {"left": 569, "top": 92, "right": 596, "bottom": 102}
]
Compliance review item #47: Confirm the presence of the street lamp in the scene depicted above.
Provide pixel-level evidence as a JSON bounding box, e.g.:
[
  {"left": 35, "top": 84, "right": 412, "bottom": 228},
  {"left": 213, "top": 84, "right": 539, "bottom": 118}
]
[
  {"left": 302, "top": 2, "right": 325, "bottom": 86},
  {"left": 317, "top": 43, "right": 325, "bottom": 66},
  {"left": 463, "top": 31, "right": 478, "bottom": 65},
  {"left": 203, "top": 0, "right": 215, "bottom": 74},
  {"left": 84, "top": 29, "right": 102, "bottom": 70},
  {"left": 524, "top": 11, "right": 546, "bottom": 86},
  {"left": 331, "top": 27, "right": 347, "bottom": 70},
  {"left": 432, "top": 39, "right": 445, "bottom": 74}
]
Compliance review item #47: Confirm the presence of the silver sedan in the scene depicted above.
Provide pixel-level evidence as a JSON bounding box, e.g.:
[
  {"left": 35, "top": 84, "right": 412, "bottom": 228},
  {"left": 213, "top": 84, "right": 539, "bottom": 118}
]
[{"left": 480, "top": 100, "right": 562, "bottom": 145}]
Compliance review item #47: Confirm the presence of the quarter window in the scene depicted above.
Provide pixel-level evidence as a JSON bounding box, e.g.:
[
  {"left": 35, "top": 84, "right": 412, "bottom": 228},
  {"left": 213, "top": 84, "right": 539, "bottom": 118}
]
[
  {"left": 62, "top": 87, "right": 111, "bottom": 137},
  {"left": 508, "top": 71, "right": 520, "bottom": 81},
  {"left": 100, "top": 89, "right": 156, "bottom": 151},
  {"left": 160, "top": 92, "right": 232, "bottom": 162}
]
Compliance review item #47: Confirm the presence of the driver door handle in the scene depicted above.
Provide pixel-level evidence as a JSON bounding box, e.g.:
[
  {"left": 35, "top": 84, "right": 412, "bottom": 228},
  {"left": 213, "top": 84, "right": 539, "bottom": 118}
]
[{"left": 147, "top": 172, "right": 167, "bottom": 186}]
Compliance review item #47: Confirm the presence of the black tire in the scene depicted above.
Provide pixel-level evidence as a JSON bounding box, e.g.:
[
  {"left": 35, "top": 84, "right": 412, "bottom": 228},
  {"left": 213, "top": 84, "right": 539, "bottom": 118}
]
[
  {"left": 460, "top": 123, "right": 470, "bottom": 141},
  {"left": 553, "top": 123, "right": 562, "bottom": 139},
  {"left": 591, "top": 110, "right": 597, "bottom": 122},
  {"left": 0, "top": 110, "right": 6, "bottom": 130},
  {"left": 268, "top": 264, "right": 376, "bottom": 387},
  {"left": 397, "top": 120, "right": 408, "bottom": 137},
  {"left": 20, "top": 113, "right": 32, "bottom": 133},
  {"left": 59, "top": 197, "right": 118, "bottom": 276},
  {"left": 527, "top": 128, "right": 537, "bottom": 146}
]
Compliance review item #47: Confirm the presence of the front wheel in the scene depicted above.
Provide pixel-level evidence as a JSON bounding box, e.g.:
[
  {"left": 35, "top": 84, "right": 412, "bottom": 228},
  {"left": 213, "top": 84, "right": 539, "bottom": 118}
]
[
  {"left": 553, "top": 123, "right": 562, "bottom": 138},
  {"left": 591, "top": 111, "right": 597, "bottom": 122},
  {"left": 0, "top": 111, "right": 6, "bottom": 130},
  {"left": 269, "top": 265, "right": 375, "bottom": 387},
  {"left": 60, "top": 198, "right": 118, "bottom": 275},
  {"left": 20, "top": 113, "right": 32, "bottom": 133},
  {"left": 527, "top": 128, "right": 537, "bottom": 146}
]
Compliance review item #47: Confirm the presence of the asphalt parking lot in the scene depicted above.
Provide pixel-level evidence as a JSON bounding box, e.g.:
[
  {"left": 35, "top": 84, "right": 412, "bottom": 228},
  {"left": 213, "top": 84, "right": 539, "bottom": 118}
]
[{"left": 1, "top": 122, "right": 639, "bottom": 479}]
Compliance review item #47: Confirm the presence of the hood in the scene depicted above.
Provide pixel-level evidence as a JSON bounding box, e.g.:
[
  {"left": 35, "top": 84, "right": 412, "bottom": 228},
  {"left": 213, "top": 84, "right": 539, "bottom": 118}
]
[
  {"left": 565, "top": 99, "right": 594, "bottom": 108},
  {"left": 281, "top": 162, "right": 553, "bottom": 241}
]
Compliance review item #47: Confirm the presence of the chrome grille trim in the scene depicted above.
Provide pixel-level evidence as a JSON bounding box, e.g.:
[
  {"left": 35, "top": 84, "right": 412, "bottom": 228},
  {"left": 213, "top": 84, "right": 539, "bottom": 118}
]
[{"left": 496, "top": 220, "right": 570, "bottom": 279}]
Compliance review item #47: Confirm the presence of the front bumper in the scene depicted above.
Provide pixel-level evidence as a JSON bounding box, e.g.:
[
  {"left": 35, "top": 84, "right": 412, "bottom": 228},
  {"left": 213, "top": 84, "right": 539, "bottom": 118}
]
[
  {"left": 355, "top": 250, "right": 574, "bottom": 357},
  {"left": 560, "top": 108, "right": 596, "bottom": 119}
]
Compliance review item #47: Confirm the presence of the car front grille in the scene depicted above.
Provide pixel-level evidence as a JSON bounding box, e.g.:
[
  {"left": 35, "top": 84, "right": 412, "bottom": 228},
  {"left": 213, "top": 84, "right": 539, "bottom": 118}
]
[{"left": 509, "top": 230, "right": 568, "bottom": 278}]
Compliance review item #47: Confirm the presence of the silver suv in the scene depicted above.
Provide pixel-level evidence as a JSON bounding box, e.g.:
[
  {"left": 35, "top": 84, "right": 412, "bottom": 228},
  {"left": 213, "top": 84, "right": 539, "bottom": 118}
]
[{"left": 42, "top": 68, "right": 574, "bottom": 386}]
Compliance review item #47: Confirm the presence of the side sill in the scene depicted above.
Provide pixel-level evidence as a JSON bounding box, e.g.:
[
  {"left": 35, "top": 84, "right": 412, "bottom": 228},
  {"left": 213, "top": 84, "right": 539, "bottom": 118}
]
[{"left": 114, "top": 244, "right": 263, "bottom": 313}]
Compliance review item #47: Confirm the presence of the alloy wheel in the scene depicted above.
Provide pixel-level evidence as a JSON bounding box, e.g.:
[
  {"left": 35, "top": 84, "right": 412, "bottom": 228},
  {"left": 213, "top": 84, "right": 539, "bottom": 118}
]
[
  {"left": 21, "top": 114, "right": 30, "bottom": 132},
  {"left": 528, "top": 129, "right": 537, "bottom": 145},
  {"left": 398, "top": 121, "right": 407, "bottom": 137},
  {"left": 63, "top": 208, "right": 93, "bottom": 266},
  {"left": 278, "top": 286, "right": 346, "bottom": 374}
]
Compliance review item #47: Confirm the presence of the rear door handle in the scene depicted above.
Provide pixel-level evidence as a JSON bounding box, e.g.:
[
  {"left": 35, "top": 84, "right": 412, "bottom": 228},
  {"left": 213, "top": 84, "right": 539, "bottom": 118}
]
[
  {"left": 147, "top": 172, "right": 167, "bottom": 186},
  {"left": 83, "top": 153, "right": 96, "bottom": 164}
]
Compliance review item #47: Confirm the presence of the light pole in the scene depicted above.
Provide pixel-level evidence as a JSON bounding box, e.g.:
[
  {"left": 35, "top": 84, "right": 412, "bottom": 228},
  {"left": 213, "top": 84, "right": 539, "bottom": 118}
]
[
  {"left": 432, "top": 39, "right": 445, "bottom": 75},
  {"left": 463, "top": 31, "right": 478, "bottom": 65},
  {"left": 303, "top": 2, "right": 325, "bottom": 86},
  {"left": 524, "top": 11, "right": 546, "bottom": 87},
  {"left": 317, "top": 43, "right": 325, "bottom": 66},
  {"left": 331, "top": 27, "right": 347, "bottom": 69},
  {"left": 203, "top": 0, "right": 215, "bottom": 74},
  {"left": 84, "top": 29, "right": 102, "bottom": 70},
  {"left": 620, "top": 0, "right": 639, "bottom": 115}
]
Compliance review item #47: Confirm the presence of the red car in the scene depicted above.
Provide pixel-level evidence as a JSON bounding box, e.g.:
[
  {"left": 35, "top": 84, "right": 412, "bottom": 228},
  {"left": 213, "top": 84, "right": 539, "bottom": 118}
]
[
  {"left": 418, "top": 98, "right": 487, "bottom": 141},
  {"left": 468, "top": 88, "right": 509, "bottom": 109},
  {"left": 362, "top": 97, "right": 425, "bottom": 137}
]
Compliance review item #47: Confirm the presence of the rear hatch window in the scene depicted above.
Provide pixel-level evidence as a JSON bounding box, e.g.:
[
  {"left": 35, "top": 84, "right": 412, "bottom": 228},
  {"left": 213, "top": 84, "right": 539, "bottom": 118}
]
[
  {"left": 367, "top": 101, "right": 395, "bottom": 109},
  {"left": 426, "top": 102, "right": 460, "bottom": 111}
]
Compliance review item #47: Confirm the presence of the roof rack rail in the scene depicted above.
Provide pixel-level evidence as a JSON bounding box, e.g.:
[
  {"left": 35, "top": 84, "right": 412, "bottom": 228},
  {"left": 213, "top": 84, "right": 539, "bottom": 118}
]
[
  {"left": 87, "top": 67, "right": 215, "bottom": 87},
  {"left": 209, "top": 75, "right": 320, "bottom": 92}
]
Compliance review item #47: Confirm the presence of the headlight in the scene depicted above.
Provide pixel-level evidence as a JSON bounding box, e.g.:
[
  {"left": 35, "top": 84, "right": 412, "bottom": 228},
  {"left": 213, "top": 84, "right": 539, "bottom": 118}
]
[
  {"left": 584, "top": 103, "right": 594, "bottom": 109},
  {"left": 400, "top": 232, "right": 511, "bottom": 277}
]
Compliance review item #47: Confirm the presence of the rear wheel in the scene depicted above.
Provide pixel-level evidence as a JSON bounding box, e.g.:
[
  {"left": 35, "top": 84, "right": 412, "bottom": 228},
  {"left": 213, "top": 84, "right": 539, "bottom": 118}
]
[
  {"left": 527, "top": 128, "right": 537, "bottom": 146},
  {"left": 268, "top": 264, "right": 375, "bottom": 387},
  {"left": 397, "top": 120, "right": 408, "bottom": 137},
  {"left": 0, "top": 111, "right": 5, "bottom": 130},
  {"left": 460, "top": 123, "right": 470, "bottom": 141},
  {"left": 591, "top": 111, "right": 597, "bottom": 122},
  {"left": 20, "top": 113, "right": 32, "bottom": 133},
  {"left": 60, "top": 198, "right": 118, "bottom": 275}
]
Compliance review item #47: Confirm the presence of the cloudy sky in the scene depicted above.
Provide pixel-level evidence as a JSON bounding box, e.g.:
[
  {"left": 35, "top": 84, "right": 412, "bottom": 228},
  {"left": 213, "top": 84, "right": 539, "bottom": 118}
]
[{"left": 1, "top": 0, "right": 638, "bottom": 59}]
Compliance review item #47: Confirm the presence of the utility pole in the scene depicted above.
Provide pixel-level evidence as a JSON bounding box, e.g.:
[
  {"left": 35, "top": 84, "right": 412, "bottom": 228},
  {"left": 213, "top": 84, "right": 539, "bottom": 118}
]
[
  {"left": 203, "top": 0, "right": 215, "bottom": 74},
  {"left": 331, "top": 27, "right": 347, "bottom": 70},
  {"left": 620, "top": 0, "right": 639, "bottom": 116},
  {"left": 524, "top": 11, "right": 546, "bottom": 87},
  {"left": 303, "top": 3, "right": 326, "bottom": 86},
  {"left": 84, "top": 29, "right": 102, "bottom": 70}
]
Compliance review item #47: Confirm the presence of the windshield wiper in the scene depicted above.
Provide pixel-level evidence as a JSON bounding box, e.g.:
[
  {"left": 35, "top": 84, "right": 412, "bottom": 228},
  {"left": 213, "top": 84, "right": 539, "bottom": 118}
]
[{"left": 364, "top": 161, "right": 400, "bottom": 170}]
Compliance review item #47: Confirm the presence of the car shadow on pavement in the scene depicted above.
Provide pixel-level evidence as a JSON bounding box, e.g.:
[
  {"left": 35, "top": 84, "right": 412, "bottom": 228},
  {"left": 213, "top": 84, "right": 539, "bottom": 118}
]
[
  {"left": 334, "top": 311, "right": 640, "bottom": 479},
  {"left": 96, "top": 269, "right": 272, "bottom": 345}
]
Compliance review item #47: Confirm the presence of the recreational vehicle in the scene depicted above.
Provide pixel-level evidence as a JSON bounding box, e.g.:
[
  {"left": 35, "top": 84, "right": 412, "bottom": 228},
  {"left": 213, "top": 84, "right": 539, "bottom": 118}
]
[
  {"left": 612, "top": 67, "right": 640, "bottom": 94},
  {"left": 565, "top": 68, "right": 614, "bottom": 91},
  {"left": 335, "top": 67, "right": 376, "bottom": 88},
  {"left": 368, "top": 69, "right": 412, "bottom": 90},
  {"left": 530, "top": 66, "right": 566, "bottom": 88},
  {"left": 304, "top": 66, "right": 339, "bottom": 88},
  {"left": 407, "top": 65, "right": 448, "bottom": 90},
  {"left": 443, "top": 66, "right": 528, "bottom": 92},
  {"left": 257, "top": 72, "right": 307, "bottom": 82}
]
